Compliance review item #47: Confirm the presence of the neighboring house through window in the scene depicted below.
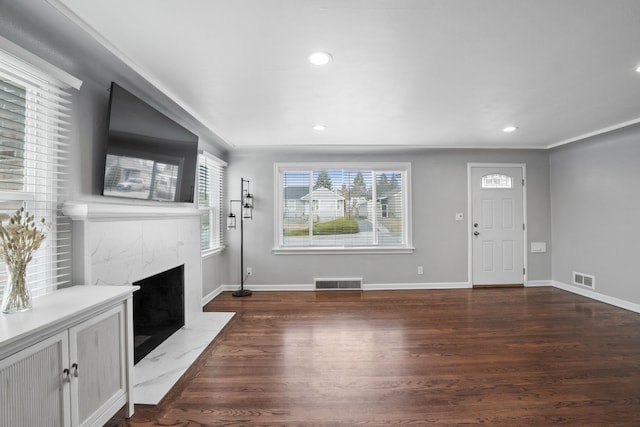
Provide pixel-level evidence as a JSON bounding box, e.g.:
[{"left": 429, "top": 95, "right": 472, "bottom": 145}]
[{"left": 275, "top": 162, "right": 413, "bottom": 253}]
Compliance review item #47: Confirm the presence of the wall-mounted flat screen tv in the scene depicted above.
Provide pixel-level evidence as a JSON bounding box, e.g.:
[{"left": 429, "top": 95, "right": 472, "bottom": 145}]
[{"left": 101, "top": 82, "right": 198, "bottom": 203}]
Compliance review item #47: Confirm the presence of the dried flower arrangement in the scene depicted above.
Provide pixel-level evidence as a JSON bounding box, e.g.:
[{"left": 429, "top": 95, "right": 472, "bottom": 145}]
[{"left": 0, "top": 207, "right": 47, "bottom": 313}]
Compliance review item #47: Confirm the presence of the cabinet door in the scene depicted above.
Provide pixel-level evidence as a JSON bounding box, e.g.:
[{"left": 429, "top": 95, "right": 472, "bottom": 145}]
[
  {"left": 0, "top": 331, "right": 70, "bottom": 427},
  {"left": 69, "top": 304, "right": 127, "bottom": 427}
]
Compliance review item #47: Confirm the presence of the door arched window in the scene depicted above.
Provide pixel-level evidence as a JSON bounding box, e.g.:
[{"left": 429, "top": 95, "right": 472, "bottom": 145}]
[{"left": 481, "top": 174, "right": 513, "bottom": 189}]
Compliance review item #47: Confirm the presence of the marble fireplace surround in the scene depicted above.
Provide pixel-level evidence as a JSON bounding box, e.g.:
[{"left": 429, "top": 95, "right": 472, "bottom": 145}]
[
  {"left": 63, "top": 201, "right": 203, "bottom": 326},
  {"left": 62, "top": 201, "right": 233, "bottom": 404}
]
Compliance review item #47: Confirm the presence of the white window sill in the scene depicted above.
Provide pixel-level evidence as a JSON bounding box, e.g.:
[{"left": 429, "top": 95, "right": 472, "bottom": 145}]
[
  {"left": 202, "top": 246, "right": 225, "bottom": 259},
  {"left": 272, "top": 246, "right": 415, "bottom": 255}
]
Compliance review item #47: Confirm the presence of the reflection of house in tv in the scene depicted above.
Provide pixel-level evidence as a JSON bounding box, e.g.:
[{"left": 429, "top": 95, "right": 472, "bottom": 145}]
[{"left": 103, "top": 154, "right": 178, "bottom": 201}]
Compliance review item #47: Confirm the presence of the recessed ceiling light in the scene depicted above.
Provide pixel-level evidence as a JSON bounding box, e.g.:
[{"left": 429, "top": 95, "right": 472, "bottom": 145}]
[
  {"left": 313, "top": 124, "right": 326, "bottom": 131},
  {"left": 503, "top": 126, "right": 518, "bottom": 133},
  {"left": 308, "top": 52, "right": 332, "bottom": 66},
  {"left": 636, "top": 65, "right": 640, "bottom": 73}
]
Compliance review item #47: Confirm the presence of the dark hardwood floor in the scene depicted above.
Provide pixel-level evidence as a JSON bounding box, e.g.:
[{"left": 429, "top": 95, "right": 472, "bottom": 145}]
[{"left": 112, "top": 287, "right": 640, "bottom": 426}]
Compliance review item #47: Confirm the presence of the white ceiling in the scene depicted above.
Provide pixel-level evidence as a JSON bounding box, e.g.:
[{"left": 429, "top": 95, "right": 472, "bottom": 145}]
[{"left": 50, "top": 0, "right": 640, "bottom": 150}]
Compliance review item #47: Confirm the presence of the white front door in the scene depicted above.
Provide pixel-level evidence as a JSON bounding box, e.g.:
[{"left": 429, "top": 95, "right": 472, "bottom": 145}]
[{"left": 471, "top": 166, "right": 524, "bottom": 286}]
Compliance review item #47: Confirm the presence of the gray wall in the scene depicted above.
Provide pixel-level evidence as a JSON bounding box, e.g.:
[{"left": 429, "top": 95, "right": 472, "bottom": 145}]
[
  {"left": 1, "top": 0, "right": 229, "bottom": 297},
  {"left": 224, "top": 148, "right": 552, "bottom": 288},
  {"left": 550, "top": 124, "right": 640, "bottom": 304},
  {"left": 2, "top": 0, "right": 557, "bottom": 298},
  {"left": 0, "top": 0, "right": 228, "bottom": 199}
]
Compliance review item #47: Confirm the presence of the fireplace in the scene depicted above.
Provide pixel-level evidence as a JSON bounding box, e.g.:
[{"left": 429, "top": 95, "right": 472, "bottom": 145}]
[{"left": 133, "top": 265, "right": 185, "bottom": 364}]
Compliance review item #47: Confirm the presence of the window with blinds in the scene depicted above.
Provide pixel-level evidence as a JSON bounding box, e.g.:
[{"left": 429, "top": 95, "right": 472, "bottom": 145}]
[
  {"left": 0, "top": 41, "right": 80, "bottom": 297},
  {"left": 275, "top": 163, "right": 412, "bottom": 252},
  {"left": 198, "top": 152, "right": 226, "bottom": 254}
]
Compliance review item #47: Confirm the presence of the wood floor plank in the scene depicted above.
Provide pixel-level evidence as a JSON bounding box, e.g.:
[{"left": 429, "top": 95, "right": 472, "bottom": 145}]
[{"left": 108, "top": 287, "right": 640, "bottom": 426}]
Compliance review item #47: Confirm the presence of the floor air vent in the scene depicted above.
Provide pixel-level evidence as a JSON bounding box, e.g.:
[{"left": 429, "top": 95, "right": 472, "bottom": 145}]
[
  {"left": 315, "top": 278, "right": 363, "bottom": 290},
  {"left": 573, "top": 272, "right": 595, "bottom": 288}
]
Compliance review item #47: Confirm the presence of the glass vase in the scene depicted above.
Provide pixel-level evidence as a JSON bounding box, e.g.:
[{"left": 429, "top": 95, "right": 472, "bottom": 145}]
[{"left": 2, "top": 261, "right": 32, "bottom": 313}]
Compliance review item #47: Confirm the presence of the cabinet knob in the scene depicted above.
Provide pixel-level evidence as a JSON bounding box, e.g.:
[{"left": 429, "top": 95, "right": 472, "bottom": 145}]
[
  {"left": 63, "top": 368, "right": 71, "bottom": 383},
  {"left": 72, "top": 363, "right": 79, "bottom": 378}
]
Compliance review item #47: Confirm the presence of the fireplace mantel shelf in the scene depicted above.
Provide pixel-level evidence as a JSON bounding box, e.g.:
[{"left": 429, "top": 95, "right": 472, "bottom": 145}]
[{"left": 62, "top": 201, "right": 201, "bottom": 221}]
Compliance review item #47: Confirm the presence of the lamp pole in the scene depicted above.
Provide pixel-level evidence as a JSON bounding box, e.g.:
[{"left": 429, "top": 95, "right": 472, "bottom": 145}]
[{"left": 232, "top": 178, "right": 252, "bottom": 297}]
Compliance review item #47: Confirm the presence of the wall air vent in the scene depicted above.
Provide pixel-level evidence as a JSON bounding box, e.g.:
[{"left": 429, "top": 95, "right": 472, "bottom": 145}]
[
  {"left": 315, "top": 278, "right": 363, "bottom": 290},
  {"left": 573, "top": 272, "right": 595, "bottom": 288}
]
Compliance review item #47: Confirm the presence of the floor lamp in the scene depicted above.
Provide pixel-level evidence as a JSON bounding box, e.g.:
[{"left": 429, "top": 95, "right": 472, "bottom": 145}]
[{"left": 227, "top": 177, "right": 254, "bottom": 297}]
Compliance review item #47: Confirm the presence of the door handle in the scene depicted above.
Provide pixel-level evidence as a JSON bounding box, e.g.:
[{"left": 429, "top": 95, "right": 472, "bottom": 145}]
[{"left": 473, "top": 231, "right": 480, "bottom": 236}]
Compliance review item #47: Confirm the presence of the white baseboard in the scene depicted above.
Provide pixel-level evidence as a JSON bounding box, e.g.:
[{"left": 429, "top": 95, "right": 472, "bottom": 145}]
[
  {"left": 201, "top": 287, "right": 224, "bottom": 306},
  {"left": 363, "top": 282, "right": 471, "bottom": 291},
  {"left": 552, "top": 280, "right": 640, "bottom": 314},
  {"left": 218, "top": 283, "right": 314, "bottom": 292},
  {"left": 525, "top": 280, "right": 553, "bottom": 287},
  {"left": 215, "top": 282, "right": 472, "bottom": 293},
  {"left": 237, "top": 283, "right": 315, "bottom": 291}
]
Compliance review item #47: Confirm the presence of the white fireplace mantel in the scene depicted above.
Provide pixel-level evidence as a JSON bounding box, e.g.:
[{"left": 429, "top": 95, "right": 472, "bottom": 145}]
[
  {"left": 62, "top": 200, "right": 202, "bottom": 222},
  {"left": 62, "top": 200, "right": 203, "bottom": 326}
]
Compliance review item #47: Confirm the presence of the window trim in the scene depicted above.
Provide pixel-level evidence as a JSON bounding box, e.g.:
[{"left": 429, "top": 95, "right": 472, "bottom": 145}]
[
  {"left": 0, "top": 35, "right": 81, "bottom": 297},
  {"left": 273, "top": 162, "right": 414, "bottom": 254},
  {"left": 0, "top": 36, "right": 82, "bottom": 90}
]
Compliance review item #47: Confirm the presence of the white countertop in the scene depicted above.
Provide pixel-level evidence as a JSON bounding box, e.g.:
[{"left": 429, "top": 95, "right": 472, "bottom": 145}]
[{"left": 0, "top": 285, "right": 138, "bottom": 359}]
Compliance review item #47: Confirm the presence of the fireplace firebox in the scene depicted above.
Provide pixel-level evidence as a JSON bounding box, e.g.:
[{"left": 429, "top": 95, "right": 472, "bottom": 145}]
[{"left": 133, "top": 265, "right": 185, "bottom": 364}]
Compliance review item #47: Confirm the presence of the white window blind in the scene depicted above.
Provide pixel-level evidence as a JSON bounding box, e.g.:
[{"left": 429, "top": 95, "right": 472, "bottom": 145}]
[
  {"left": 275, "top": 162, "right": 412, "bottom": 253},
  {"left": 198, "top": 152, "right": 226, "bottom": 254},
  {"left": 0, "top": 41, "right": 80, "bottom": 297}
]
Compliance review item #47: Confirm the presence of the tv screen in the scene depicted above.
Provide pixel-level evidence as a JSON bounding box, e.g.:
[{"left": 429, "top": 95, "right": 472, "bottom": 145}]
[{"left": 101, "top": 82, "right": 198, "bottom": 203}]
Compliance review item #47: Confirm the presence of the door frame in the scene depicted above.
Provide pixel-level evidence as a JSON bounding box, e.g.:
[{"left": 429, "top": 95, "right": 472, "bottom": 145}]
[{"left": 467, "top": 163, "right": 528, "bottom": 286}]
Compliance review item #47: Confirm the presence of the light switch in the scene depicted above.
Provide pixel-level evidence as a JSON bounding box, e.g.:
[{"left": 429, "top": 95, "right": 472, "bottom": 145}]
[{"left": 531, "top": 242, "right": 546, "bottom": 253}]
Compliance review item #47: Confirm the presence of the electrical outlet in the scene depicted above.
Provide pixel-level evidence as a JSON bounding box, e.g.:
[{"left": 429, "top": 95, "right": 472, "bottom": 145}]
[
  {"left": 247, "top": 267, "right": 253, "bottom": 277},
  {"left": 417, "top": 266, "right": 424, "bottom": 275}
]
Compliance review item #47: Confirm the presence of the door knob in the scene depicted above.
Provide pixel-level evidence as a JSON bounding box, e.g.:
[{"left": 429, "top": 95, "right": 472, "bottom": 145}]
[{"left": 473, "top": 231, "right": 480, "bottom": 236}]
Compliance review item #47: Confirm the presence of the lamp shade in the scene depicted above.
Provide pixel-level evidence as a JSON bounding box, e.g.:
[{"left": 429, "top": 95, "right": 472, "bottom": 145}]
[
  {"left": 226, "top": 212, "right": 237, "bottom": 229},
  {"left": 242, "top": 203, "right": 252, "bottom": 219},
  {"left": 244, "top": 193, "right": 254, "bottom": 208}
]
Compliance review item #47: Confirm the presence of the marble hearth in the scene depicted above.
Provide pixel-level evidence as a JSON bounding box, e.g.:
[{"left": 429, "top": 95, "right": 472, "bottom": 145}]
[{"left": 134, "top": 311, "right": 233, "bottom": 404}]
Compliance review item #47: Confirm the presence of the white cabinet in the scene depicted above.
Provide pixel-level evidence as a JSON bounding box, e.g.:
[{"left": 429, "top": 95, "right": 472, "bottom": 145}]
[
  {"left": 70, "top": 304, "right": 127, "bottom": 426},
  {"left": 0, "top": 286, "right": 137, "bottom": 427},
  {"left": 0, "top": 331, "right": 70, "bottom": 426}
]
